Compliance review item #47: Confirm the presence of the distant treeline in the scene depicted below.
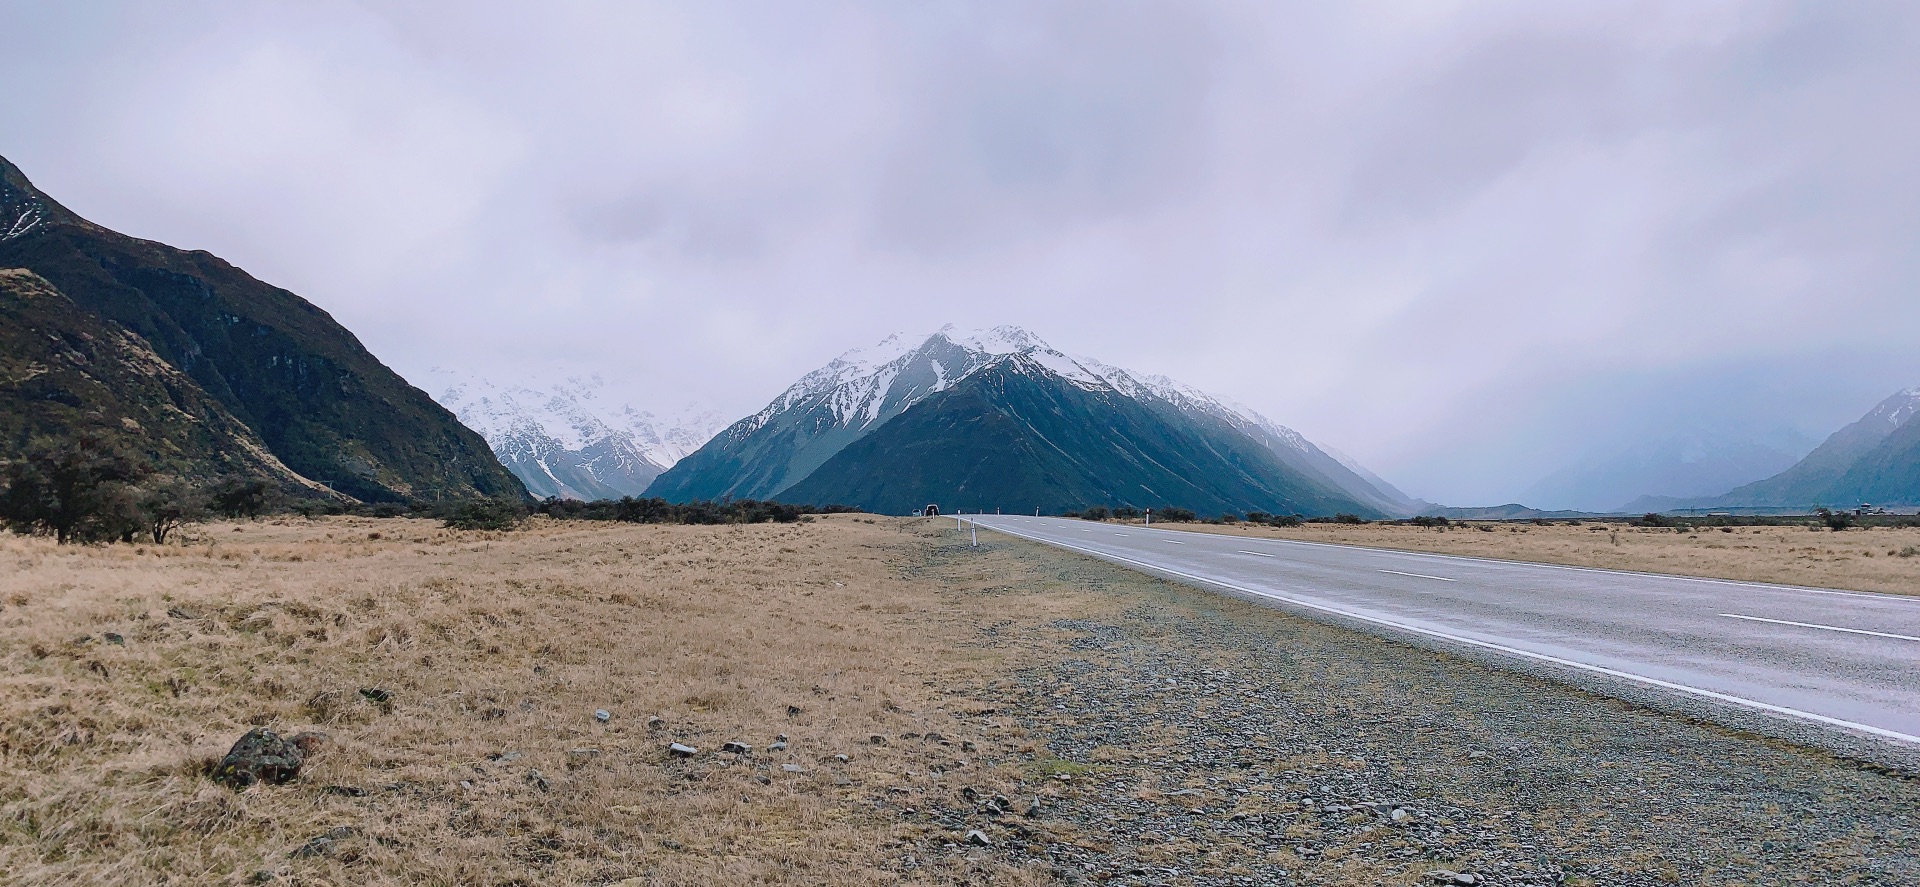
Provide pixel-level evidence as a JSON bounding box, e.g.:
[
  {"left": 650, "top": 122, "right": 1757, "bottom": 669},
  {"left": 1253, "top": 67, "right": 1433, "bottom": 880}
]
[
  {"left": 536, "top": 496, "right": 861, "bottom": 525},
  {"left": 1061, "top": 505, "right": 1369, "bottom": 526}
]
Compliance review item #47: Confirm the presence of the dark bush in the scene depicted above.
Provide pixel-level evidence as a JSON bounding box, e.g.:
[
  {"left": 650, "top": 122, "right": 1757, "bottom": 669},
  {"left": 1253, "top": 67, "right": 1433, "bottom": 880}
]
[
  {"left": 534, "top": 496, "right": 856, "bottom": 526},
  {"left": 444, "top": 497, "right": 528, "bottom": 531},
  {"left": 1333, "top": 513, "right": 1366, "bottom": 524},
  {"left": 1268, "top": 513, "right": 1302, "bottom": 527},
  {"left": 1638, "top": 512, "right": 1674, "bottom": 528},
  {"left": 1408, "top": 515, "right": 1451, "bottom": 528},
  {"left": 1081, "top": 506, "right": 1111, "bottom": 521},
  {"left": 1155, "top": 507, "right": 1197, "bottom": 523},
  {"left": 1814, "top": 508, "right": 1855, "bottom": 532},
  {"left": 209, "top": 478, "right": 275, "bottom": 519},
  {"left": 1111, "top": 506, "right": 1140, "bottom": 519},
  {"left": 0, "top": 434, "right": 150, "bottom": 544},
  {"left": 139, "top": 478, "right": 206, "bottom": 544}
]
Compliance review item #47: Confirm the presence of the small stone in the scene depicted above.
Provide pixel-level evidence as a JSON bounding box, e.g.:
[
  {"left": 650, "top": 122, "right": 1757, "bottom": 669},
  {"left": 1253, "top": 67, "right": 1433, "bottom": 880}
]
[
  {"left": 833, "top": 754, "right": 850, "bottom": 763},
  {"left": 166, "top": 606, "right": 200, "bottom": 620},
  {"left": 104, "top": 632, "right": 125, "bottom": 645},
  {"left": 775, "top": 733, "right": 789, "bottom": 742},
  {"left": 594, "top": 709, "right": 612, "bottom": 723},
  {"left": 567, "top": 747, "right": 600, "bottom": 758},
  {"left": 721, "top": 741, "right": 752, "bottom": 755},
  {"left": 668, "top": 742, "right": 699, "bottom": 757},
  {"left": 1024, "top": 799, "right": 1043, "bottom": 818},
  {"left": 211, "top": 728, "right": 306, "bottom": 789},
  {"left": 961, "top": 740, "right": 977, "bottom": 752},
  {"left": 289, "top": 837, "right": 335, "bottom": 858},
  {"left": 1391, "top": 807, "right": 1412, "bottom": 822},
  {"left": 786, "top": 705, "right": 803, "bottom": 716},
  {"left": 768, "top": 741, "right": 788, "bottom": 752},
  {"left": 490, "top": 751, "right": 523, "bottom": 762},
  {"left": 526, "top": 769, "right": 551, "bottom": 791},
  {"left": 963, "top": 829, "right": 993, "bottom": 847},
  {"left": 358, "top": 687, "right": 392, "bottom": 704},
  {"left": 869, "top": 734, "right": 887, "bottom": 745},
  {"left": 646, "top": 716, "right": 665, "bottom": 731},
  {"left": 782, "top": 763, "right": 806, "bottom": 773}
]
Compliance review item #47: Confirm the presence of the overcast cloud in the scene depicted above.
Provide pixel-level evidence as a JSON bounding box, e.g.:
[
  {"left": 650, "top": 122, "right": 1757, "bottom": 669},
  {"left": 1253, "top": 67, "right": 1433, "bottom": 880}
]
[{"left": 5, "top": 1, "right": 1919, "bottom": 505}]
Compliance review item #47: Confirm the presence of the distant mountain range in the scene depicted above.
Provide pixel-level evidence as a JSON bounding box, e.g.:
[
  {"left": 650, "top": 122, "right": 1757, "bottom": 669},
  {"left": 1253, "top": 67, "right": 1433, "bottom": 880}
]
[
  {"left": 650, "top": 326, "right": 1415, "bottom": 518},
  {"left": 428, "top": 369, "right": 727, "bottom": 500},
  {"left": 1520, "top": 427, "right": 1818, "bottom": 513},
  {"left": 0, "top": 155, "right": 523, "bottom": 502},
  {"left": 1648, "top": 387, "right": 1920, "bottom": 511}
]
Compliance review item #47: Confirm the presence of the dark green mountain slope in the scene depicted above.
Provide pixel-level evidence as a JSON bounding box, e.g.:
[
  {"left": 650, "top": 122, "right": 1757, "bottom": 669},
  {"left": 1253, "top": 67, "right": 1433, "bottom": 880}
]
[
  {"left": 0, "top": 268, "right": 325, "bottom": 490},
  {"left": 0, "top": 156, "right": 523, "bottom": 502},
  {"left": 779, "top": 354, "right": 1385, "bottom": 518}
]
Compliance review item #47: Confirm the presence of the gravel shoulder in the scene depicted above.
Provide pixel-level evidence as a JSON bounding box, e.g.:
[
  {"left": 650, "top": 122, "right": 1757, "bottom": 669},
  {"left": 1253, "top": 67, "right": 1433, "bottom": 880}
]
[{"left": 931, "top": 530, "right": 1920, "bottom": 887}]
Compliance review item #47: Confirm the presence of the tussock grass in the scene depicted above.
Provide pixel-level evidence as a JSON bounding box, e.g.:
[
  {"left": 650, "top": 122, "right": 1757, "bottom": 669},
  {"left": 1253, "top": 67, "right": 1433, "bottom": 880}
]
[
  {"left": 1157, "top": 521, "right": 1920, "bottom": 595},
  {"left": 0, "top": 515, "right": 1082, "bottom": 885}
]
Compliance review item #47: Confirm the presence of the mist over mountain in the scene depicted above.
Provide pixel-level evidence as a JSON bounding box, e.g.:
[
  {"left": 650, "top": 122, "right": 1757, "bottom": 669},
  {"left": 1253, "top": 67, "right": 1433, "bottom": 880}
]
[
  {"left": 1677, "top": 388, "right": 1920, "bottom": 510},
  {"left": 1520, "top": 427, "right": 1817, "bottom": 513},
  {"left": 0, "top": 155, "right": 522, "bottom": 502},
  {"left": 650, "top": 326, "right": 1409, "bottom": 517},
  {"left": 430, "top": 369, "right": 726, "bottom": 500}
]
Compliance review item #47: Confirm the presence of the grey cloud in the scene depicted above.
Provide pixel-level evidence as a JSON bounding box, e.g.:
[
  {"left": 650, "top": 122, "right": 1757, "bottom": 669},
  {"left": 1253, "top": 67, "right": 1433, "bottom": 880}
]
[{"left": 4, "top": 1, "right": 1919, "bottom": 506}]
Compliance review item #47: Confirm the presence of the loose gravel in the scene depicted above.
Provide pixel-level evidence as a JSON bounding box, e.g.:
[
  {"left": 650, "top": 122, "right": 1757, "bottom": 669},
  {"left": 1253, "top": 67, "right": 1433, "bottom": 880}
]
[{"left": 922, "top": 538, "right": 1920, "bottom": 887}]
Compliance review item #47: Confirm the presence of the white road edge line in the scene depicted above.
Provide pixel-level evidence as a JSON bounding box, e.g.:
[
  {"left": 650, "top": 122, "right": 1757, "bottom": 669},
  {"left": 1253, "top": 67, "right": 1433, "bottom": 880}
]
[
  {"left": 1379, "top": 569, "right": 1456, "bottom": 582},
  {"left": 971, "top": 521, "right": 1920, "bottom": 746},
  {"left": 1237, "top": 550, "right": 1274, "bottom": 558},
  {"left": 1721, "top": 613, "right": 1920, "bottom": 643}
]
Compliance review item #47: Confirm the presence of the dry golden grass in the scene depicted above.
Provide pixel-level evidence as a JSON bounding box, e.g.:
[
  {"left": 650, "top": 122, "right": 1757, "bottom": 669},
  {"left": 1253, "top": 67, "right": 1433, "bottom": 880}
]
[
  {"left": 1138, "top": 519, "right": 1920, "bottom": 595},
  {"left": 0, "top": 515, "right": 1113, "bottom": 886}
]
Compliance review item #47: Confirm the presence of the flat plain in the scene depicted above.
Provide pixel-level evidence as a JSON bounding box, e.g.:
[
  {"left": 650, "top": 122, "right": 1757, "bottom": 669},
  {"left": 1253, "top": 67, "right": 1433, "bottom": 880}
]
[
  {"left": 1141, "top": 519, "right": 1920, "bottom": 596},
  {"left": 2, "top": 515, "right": 1915, "bottom": 886}
]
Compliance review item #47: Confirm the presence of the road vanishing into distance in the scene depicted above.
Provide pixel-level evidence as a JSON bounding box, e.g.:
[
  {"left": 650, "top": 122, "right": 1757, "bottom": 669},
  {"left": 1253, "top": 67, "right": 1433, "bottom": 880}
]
[{"left": 964, "top": 515, "right": 1920, "bottom": 745}]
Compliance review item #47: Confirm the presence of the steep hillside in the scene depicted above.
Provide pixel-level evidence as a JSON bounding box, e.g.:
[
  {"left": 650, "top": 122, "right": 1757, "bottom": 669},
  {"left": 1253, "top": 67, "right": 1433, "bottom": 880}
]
[
  {"left": 651, "top": 325, "right": 1408, "bottom": 513},
  {"left": 0, "top": 268, "right": 324, "bottom": 491},
  {"left": 1705, "top": 388, "right": 1920, "bottom": 508},
  {"left": 779, "top": 354, "right": 1385, "bottom": 518},
  {"left": 0, "top": 156, "right": 522, "bottom": 502},
  {"left": 648, "top": 328, "right": 1018, "bottom": 502}
]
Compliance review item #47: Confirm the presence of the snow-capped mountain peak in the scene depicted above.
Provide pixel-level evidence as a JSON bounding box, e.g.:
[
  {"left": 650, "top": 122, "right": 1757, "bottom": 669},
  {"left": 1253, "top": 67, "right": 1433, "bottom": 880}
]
[
  {"left": 651, "top": 324, "right": 1416, "bottom": 515},
  {"left": 1875, "top": 387, "right": 1920, "bottom": 429},
  {"left": 427, "top": 367, "right": 728, "bottom": 500}
]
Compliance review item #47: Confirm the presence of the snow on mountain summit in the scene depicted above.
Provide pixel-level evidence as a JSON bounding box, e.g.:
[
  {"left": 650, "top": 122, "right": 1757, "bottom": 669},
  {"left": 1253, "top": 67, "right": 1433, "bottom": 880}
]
[
  {"left": 428, "top": 368, "right": 727, "bottom": 500},
  {"left": 650, "top": 325, "right": 1415, "bottom": 515}
]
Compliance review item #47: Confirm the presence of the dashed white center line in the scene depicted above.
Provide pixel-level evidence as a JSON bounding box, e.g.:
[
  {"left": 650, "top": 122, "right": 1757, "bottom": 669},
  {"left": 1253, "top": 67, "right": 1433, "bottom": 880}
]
[
  {"left": 1113, "top": 533, "right": 1131, "bottom": 537},
  {"left": 1165, "top": 540, "right": 1185, "bottom": 544},
  {"left": 1379, "top": 569, "right": 1455, "bottom": 582},
  {"left": 1236, "top": 550, "right": 1274, "bottom": 558},
  {"left": 1720, "top": 613, "right": 1920, "bottom": 643}
]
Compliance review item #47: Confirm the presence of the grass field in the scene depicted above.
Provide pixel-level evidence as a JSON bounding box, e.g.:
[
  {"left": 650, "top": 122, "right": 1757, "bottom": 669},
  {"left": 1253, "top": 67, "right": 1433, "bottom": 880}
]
[
  {"left": 0, "top": 515, "right": 1125, "bottom": 886},
  {"left": 1134, "top": 519, "right": 1920, "bottom": 596},
  {"left": 3, "top": 512, "right": 1912, "bottom": 885}
]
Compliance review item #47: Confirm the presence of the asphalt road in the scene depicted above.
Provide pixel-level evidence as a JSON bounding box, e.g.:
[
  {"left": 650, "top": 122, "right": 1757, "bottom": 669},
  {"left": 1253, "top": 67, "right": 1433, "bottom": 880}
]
[{"left": 964, "top": 515, "right": 1920, "bottom": 745}]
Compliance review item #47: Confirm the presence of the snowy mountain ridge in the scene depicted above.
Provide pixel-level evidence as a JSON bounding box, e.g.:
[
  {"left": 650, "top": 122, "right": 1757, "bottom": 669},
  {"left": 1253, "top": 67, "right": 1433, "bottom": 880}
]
[
  {"left": 428, "top": 368, "right": 728, "bottom": 500},
  {"left": 651, "top": 325, "right": 1416, "bottom": 515}
]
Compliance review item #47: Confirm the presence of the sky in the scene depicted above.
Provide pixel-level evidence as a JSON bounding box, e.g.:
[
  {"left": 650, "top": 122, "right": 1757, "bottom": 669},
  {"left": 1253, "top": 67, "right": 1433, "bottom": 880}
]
[{"left": 5, "top": 1, "right": 1920, "bottom": 507}]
